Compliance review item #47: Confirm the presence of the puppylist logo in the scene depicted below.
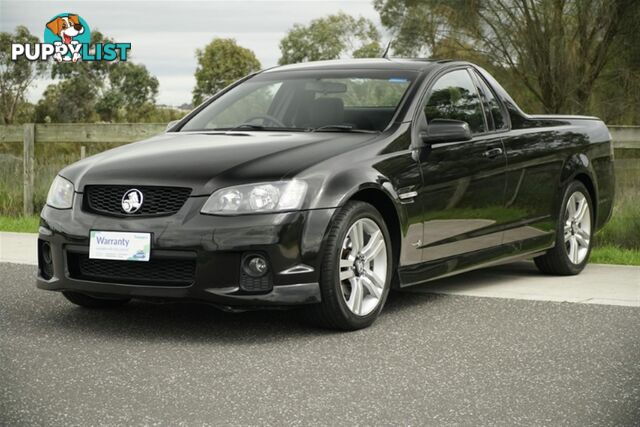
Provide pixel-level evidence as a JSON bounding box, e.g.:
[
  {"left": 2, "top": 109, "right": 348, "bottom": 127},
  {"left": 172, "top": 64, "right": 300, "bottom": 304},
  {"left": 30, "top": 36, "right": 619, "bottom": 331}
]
[{"left": 11, "top": 13, "right": 131, "bottom": 63}]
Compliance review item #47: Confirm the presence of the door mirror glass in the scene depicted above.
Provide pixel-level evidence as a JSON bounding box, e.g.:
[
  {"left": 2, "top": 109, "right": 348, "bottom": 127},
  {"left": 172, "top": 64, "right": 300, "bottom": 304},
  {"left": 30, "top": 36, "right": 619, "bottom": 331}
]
[{"left": 420, "top": 119, "right": 472, "bottom": 144}]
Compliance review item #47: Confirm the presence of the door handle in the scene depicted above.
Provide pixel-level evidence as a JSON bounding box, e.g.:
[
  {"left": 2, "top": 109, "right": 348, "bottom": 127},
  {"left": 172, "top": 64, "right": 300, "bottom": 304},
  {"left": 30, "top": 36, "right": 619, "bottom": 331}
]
[{"left": 482, "top": 147, "right": 503, "bottom": 158}]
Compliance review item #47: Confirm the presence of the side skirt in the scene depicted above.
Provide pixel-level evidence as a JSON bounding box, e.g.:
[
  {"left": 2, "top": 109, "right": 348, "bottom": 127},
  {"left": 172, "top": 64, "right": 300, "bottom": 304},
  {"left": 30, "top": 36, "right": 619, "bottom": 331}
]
[{"left": 398, "top": 241, "right": 554, "bottom": 288}]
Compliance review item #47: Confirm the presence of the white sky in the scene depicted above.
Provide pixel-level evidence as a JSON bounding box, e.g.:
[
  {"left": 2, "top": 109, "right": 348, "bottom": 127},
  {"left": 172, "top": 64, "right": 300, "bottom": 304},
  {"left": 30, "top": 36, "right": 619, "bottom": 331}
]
[{"left": 0, "top": 0, "right": 382, "bottom": 106}]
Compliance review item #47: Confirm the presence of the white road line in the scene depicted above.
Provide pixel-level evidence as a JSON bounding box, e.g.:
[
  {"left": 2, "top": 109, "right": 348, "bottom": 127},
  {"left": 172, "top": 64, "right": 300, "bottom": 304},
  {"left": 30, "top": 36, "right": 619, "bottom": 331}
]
[{"left": 2, "top": 232, "right": 638, "bottom": 307}]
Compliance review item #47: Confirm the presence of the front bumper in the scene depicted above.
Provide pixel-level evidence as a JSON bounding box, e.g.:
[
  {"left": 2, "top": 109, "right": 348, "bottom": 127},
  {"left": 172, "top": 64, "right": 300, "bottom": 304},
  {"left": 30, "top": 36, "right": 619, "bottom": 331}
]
[{"left": 37, "top": 196, "right": 336, "bottom": 309}]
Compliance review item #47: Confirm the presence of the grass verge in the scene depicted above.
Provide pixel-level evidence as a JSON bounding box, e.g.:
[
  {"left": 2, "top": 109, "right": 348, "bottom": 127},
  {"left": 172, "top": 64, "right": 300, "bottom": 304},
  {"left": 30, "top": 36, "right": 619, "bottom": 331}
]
[
  {"left": 0, "top": 215, "right": 40, "bottom": 233},
  {"left": 590, "top": 246, "right": 640, "bottom": 266}
]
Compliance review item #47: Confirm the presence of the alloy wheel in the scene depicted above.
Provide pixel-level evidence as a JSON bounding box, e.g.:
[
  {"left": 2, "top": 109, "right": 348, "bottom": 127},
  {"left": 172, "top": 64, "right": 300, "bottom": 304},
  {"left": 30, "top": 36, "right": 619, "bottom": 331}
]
[
  {"left": 564, "top": 191, "right": 591, "bottom": 265},
  {"left": 338, "top": 218, "right": 388, "bottom": 316}
]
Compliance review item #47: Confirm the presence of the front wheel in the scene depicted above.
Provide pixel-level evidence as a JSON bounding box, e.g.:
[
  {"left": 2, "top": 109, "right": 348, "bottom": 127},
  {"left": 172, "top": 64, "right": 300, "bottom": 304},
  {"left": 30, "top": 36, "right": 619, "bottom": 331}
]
[
  {"left": 534, "top": 181, "right": 594, "bottom": 275},
  {"left": 308, "top": 201, "right": 393, "bottom": 330}
]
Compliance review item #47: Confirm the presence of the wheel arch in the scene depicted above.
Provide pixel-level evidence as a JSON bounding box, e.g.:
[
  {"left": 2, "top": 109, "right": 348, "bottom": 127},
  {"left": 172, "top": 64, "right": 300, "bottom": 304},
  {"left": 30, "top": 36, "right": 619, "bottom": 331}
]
[
  {"left": 310, "top": 166, "right": 408, "bottom": 287},
  {"left": 559, "top": 154, "right": 599, "bottom": 228}
]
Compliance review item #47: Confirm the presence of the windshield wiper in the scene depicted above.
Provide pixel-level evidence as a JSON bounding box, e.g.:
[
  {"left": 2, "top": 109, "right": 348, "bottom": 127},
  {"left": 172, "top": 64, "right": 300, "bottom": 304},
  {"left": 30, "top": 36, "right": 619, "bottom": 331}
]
[
  {"left": 207, "top": 124, "right": 306, "bottom": 132},
  {"left": 310, "top": 124, "right": 379, "bottom": 134}
]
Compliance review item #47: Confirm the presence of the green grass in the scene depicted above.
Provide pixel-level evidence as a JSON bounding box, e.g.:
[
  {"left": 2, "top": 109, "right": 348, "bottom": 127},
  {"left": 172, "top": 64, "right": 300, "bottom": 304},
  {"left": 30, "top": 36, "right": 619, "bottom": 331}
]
[
  {"left": 590, "top": 246, "right": 640, "bottom": 266},
  {"left": 0, "top": 215, "right": 40, "bottom": 233},
  {"left": 593, "top": 193, "right": 640, "bottom": 250},
  {"left": 589, "top": 157, "right": 639, "bottom": 265}
]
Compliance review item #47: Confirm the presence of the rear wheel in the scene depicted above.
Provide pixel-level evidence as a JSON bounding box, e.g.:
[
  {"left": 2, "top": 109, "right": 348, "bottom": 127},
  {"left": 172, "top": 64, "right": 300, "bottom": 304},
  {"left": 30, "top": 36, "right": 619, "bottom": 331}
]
[
  {"left": 62, "top": 291, "right": 131, "bottom": 308},
  {"left": 308, "top": 201, "right": 392, "bottom": 330},
  {"left": 534, "top": 181, "right": 593, "bottom": 275}
]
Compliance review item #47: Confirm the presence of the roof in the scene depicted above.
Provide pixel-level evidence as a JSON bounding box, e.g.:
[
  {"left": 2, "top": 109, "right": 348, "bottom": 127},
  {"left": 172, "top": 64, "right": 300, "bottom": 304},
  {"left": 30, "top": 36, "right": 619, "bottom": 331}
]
[{"left": 263, "top": 58, "right": 460, "bottom": 74}]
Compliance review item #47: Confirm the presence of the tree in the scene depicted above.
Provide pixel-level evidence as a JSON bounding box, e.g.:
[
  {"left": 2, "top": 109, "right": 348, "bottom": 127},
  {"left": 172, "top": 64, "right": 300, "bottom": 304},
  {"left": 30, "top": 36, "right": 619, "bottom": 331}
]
[
  {"left": 12, "top": 100, "right": 35, "bottom": 124},
  {"left": 278, "top": 13, "right": 382, "bottom": 65},
  {"left": 374, "top": 0, "right": 471, "bottom": 57},
  {"left": 588, "top": 2, "right": 640, "bottom": 123},
  {"left": 0, "top": 26, "right": 48, "bottom": 124},
  {"left": 192, "top": 38, "right": 261, "bottom": 105},
  {"left": 35, "top": 77, "right": 98, "bottom": 122},
  {"left": 35, "top": 30, "right": 160, "bottom": 123},
  {"left": 374, "top": 0, "right": 638, "bottom": 115},
  {"left": 37, "top": 31, "right": 114, "bottom": 123},
  {"left": 96, "top": 63, "right": 159, "bottom": 122}
]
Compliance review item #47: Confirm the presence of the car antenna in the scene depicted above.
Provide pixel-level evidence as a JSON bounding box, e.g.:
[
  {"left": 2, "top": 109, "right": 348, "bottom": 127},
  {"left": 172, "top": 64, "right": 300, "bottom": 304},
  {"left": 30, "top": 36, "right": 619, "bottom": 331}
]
[{"left": 381, "top": 40, "right": 392, "bottom": 60}]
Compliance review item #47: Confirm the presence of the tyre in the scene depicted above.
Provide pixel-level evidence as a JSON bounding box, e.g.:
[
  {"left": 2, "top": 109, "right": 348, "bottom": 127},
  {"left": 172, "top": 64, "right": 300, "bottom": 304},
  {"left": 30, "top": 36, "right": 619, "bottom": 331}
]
[
  {"left": 62, "top": 291, "right": 131, "bottom": 308},
  {"left": 308, "top": 201, "right": 393, "bottom": 330},
  {"left": 534, "top": 181, "right": 594, "bottom": 275}
]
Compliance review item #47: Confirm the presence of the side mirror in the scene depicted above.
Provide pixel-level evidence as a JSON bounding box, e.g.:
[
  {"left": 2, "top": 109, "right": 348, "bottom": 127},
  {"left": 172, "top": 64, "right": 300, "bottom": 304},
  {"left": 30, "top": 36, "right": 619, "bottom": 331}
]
[
  {"left": 420, "top": 119, "right": 472, "bottom": 144},
  {"left": 166, "top": 120, "right": 179, "bottom": 132}
]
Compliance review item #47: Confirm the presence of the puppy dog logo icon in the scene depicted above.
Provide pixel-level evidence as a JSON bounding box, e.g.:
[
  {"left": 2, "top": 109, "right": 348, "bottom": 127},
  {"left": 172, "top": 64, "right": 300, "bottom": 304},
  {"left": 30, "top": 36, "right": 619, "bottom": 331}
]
[
  {"left": 44, "top": 13, "right": 90, "bottom": 62},
  {"left": 11, "top": 12, "right": 130, "bottom": 63}
]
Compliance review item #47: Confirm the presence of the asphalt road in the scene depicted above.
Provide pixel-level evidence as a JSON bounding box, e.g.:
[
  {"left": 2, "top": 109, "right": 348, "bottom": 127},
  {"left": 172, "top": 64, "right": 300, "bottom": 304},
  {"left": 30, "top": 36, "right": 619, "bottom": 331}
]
[{"left": 1, "top": 263, "right": 639, "bottom": 426}]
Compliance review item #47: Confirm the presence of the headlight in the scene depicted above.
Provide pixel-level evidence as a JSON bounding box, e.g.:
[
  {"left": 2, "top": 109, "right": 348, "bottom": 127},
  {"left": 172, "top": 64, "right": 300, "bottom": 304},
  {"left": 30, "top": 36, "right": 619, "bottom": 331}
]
[
  {"left": 46, "top": 175, "right": 75, "bottom": 209},
  {"left": 201, "top": 180, "right": 307, "bottom": 215}
]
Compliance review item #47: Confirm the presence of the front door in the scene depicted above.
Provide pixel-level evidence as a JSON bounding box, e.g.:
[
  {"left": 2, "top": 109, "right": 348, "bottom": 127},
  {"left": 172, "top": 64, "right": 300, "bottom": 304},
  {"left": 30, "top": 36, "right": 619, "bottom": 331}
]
[{"left": 403, "top": 68, "right": 508, "bottom": 283}]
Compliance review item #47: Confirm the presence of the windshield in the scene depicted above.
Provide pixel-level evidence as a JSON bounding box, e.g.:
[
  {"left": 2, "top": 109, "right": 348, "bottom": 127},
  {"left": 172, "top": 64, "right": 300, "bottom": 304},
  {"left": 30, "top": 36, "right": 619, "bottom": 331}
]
[{"left": 180, "top": 70, "right": 417, "bottom": 133}]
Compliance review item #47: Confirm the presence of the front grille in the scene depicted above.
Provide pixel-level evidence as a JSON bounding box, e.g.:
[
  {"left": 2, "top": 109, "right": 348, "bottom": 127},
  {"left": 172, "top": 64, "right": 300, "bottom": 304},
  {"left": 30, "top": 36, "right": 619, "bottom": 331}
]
[
  {"left": 67, "top": 252, "right": 196, "bottom": 287},
  {"left": 84, "top": 185, "right": 191, "bottom": 217}
]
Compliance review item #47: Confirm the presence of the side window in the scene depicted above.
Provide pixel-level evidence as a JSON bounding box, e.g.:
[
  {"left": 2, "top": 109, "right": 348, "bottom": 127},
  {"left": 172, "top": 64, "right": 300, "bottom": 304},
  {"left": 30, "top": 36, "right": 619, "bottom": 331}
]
[
  {"left": 473, "top": 71, "right": 509, "bottom": 131},
  {"left": 424, "top": 69, "right": 486, "bottom": 134}
]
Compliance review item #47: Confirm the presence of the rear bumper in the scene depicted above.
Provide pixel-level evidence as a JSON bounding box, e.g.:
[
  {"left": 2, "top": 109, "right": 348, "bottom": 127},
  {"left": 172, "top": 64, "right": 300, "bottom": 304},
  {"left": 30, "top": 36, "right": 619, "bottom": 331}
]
[{"left": 36, "top": 198, "right": 336, "bottom": 309}]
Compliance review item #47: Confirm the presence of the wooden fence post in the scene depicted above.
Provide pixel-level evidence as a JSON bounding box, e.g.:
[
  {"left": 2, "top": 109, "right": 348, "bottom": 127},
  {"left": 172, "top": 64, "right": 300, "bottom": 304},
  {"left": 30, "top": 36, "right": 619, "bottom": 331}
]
[{"left": 23, "top": 123, "right": 35, "bottom": 216}]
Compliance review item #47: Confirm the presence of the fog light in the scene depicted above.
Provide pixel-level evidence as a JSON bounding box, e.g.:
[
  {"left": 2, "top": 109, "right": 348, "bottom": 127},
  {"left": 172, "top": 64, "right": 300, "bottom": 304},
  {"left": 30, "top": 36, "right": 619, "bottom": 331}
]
[
  {"left": 42, "top": 242, "right": 52, "bottom": 264},
  {"left": 38, "top": 239, "right": 54, "bottom": 280},
  {"left": 243, "top": 255, "right": 269, "bottom": 278}
]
